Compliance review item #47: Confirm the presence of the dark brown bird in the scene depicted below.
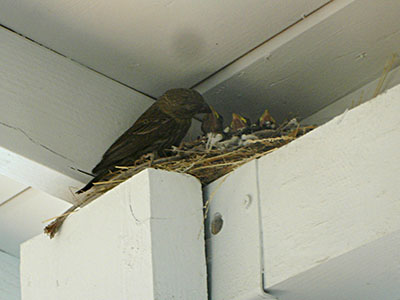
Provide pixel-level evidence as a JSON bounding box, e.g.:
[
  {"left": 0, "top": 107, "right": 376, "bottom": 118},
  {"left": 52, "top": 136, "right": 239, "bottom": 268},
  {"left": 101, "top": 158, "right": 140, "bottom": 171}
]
[
  {"left": 230, "top": 113, "right": 250, "bottom": 132},
  {"left": 257, "top": 109, "right": 276, "bottom": 129},
  {"left": 77, "top": 88, "right": 211, "bottom": 193},
  {"left": 201, "top": 105, "right": 224, "bottom": 134}
]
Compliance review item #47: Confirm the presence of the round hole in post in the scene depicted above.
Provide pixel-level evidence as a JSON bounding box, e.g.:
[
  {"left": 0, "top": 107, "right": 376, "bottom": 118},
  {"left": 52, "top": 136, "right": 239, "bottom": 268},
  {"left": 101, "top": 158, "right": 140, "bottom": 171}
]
[{"left": 211, "top": 213, "right": 223, "bottom": 235}]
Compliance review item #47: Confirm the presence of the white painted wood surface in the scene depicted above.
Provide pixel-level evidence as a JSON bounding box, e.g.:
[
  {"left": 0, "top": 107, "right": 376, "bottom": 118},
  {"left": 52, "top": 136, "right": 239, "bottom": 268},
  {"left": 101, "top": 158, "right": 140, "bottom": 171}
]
[
  {"left": 0, "top": 147, "right": 83, "bottom": 203},
  {"left": 0, "top": 174, "right": 28, "bottom": 206},
  {"left": 302, "top": 63, "right": 400, "bottom": 125},
  {"left": 0, "top": 0, "right": 328, "bottom": 96},
  {"left": 2, "top": 1, "right": 400, "bottom": 202},
  {"left": 0, "top": 26, "right": 153, "bottom": 184},
  {"left": 0, "top": 26, "right": 204, "bottom": 200},
  {"left": 21, "top": 169, "right": 207, "bottom": 300},
  {"left": 258, "top": 84, "right": 400, "bottom": 288},
  {"left": 0, "top": 250, "right": 20, "bottom": 300},
  {"left": 205, "top": 84, "right": 400, "bottom": 299},
  {"left": 268, "top": 230, "right": 400, "bottom": 300},
  {"left": 0, "top": 187, "right": 71, "bottom": 257},
  {"left": 205, "top": 161, "right": 274, "bottom": 300},
  {"left": 199, "top": 0, "right": 400, "bottom": 123},
  {"left": 3, "top": 0, "right": 400, "bottom": 125}
]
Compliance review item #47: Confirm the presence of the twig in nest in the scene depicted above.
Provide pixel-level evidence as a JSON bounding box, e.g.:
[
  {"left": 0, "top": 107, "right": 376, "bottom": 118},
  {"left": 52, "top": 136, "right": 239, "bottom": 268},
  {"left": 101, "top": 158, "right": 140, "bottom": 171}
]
[
  {"left": 44, "top": 125, "right": 315, "bottom": 239},
  {"left": 44, "top": 205, "right": 80, "bottom": 238}
]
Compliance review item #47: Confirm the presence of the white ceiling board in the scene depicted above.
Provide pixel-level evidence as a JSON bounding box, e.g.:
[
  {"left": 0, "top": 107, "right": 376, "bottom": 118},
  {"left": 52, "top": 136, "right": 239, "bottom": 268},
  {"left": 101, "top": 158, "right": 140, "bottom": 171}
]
[
  {"left": 0, "top": 174, "right": 28, "bottom": 205},
  {"left": 303, "top": 63, "right": 400, "bottom": 125},
  {"left": 0, "top": 0, "right": 330, "bottom": 96},
  {"left": 0, "top": 187, "right": 71, "bottom": 257},
  {"left": 198, "top": 0, "right": 400, "bottom": 123},
  {"left": 0, "top": 27, "right": 152, "bottom": 192}
]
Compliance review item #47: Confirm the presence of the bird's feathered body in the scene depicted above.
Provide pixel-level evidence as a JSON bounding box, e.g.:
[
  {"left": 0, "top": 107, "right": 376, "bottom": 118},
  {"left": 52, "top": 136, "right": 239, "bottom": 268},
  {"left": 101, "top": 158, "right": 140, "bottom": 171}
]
[
  {"left": 201, "top": 105, "right": 224, "bottom": 134},
  {"left": 77, "top": 88, "right": 210, "bottom": 193},
  {"left": 230, "top": 113, "right": 251, "bottom": 133},
  {"left": 92, "top": 103, "right": 191, "bottom": 174}
]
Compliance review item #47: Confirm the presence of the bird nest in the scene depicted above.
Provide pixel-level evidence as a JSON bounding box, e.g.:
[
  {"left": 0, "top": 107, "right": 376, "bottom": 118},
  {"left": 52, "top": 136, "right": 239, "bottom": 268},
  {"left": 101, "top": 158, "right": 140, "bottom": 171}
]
[{"left": 44, "top": 119, "right": 315, "bottom": 238}]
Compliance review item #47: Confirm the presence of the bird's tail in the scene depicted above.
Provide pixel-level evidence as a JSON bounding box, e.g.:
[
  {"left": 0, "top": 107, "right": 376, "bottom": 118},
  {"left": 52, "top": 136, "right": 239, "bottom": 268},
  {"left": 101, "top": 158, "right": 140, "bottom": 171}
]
[{"left": 76, "top": 171, "right": 106, "bottom": 194}]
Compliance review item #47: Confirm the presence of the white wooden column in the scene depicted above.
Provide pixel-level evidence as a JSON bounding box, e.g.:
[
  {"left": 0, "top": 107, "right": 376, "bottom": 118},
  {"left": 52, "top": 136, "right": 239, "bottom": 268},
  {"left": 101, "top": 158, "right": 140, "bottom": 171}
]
[
  {"left": 205, "top": 84, "right": 400, "bottom": 300},
  {"left": 20, "top": 169, "right": 207, "bottom": 300}
]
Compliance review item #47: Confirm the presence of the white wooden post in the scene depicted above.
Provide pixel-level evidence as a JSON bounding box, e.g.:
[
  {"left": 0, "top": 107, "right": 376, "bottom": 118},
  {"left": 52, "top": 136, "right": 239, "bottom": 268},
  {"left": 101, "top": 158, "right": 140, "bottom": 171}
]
[
  {"left": 20, "top": 169, "right": 207, "bottom": 300},
  {"left": 205, "top": 84, "right": 400, "bottom": 300},
  {"left": 0, "top": 251, "right": 20, "bottom": 300}
]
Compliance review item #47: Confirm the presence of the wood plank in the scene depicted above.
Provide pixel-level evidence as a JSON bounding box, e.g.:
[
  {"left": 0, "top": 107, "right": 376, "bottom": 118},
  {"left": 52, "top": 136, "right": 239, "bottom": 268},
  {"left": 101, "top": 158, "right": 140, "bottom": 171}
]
[
  {"left": 258, "top": 83, "right": 400, "bottom": 288},
  {"left": 302, "top": 63, "right": 400, "bottom": 125},
  {"left": 197, "top": 0, "right": 400, "bottom": 124},
  {"left": 205, "top": 83, "right": 400, "bottom": 299},
  {"left": 0, "top": 0, "right": 329, "bottom": 96},
  {"left": 0, "top": 26, "right": 153, "bottom": 181},
  {"left": 204, "top": 161, "right": 274, "bottom": 300},
  {"left": 20, "top": 169, "right": 207, "bottom": 300},
  {"left": 268, "top": 230, "right": 400, "bottom": 300},
  {"left": 0, "top": 187, "right": 71, "bottom": 257},
  {"left": 0, "top": 147, "right": 83, "bottom": 202},
  {"left": 0, "top": 174, "right": 28, "bottom": 205},
  {"left": 0, "top": 26, "right": 205, "bottom": 199}
]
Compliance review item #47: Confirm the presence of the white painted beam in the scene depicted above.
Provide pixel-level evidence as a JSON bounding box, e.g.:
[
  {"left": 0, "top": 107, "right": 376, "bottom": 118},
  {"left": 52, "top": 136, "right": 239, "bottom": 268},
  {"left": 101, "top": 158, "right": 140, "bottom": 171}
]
[
  {"left": 21, "top": 169, "right": 207, "bottom": 300},
  {"left": 205, "top": 84, "right": 400, "bottom": 299},
  {"left": 0, "top": 146, "right": 83, "bottom": 203},
  {"left": 0, "top": 250, "right": 20, "bottom": 300},
  {"left": 0, "top": 186, "right": 71, "bottom": 257},
  {"left": 0, "top": 26, "right": 204, "bottom": 201},
  {"left": 0, "top": 26, "right": 190, "bottom": 201},
  {"left": 0, "top": 173, "right": 28, "bottom": 205},
  {"left": 258, "top": 84, "right": 400, "bottom": 289},
  {"left": 0, "top": 25, "right": 153, "bottom": 183},
  {"left": 268, "top": 230, "right": 400, "bottom": 300}
]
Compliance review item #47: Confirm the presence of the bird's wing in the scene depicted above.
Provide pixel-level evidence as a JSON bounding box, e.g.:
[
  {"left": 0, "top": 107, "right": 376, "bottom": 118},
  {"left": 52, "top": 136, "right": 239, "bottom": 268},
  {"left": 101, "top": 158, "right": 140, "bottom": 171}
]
[
  {"left": 92, "top": 105, "right": 187, "bottom": 174},
  {"left": 104, "top": 116, "right": 171, "bottom": 157}
]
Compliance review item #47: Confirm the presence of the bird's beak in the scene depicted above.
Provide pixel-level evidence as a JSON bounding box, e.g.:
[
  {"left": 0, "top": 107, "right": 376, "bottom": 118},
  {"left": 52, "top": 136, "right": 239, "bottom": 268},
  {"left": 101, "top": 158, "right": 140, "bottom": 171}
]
[{"left": 199, "top": 103, "right": 212, "bottom": 114}]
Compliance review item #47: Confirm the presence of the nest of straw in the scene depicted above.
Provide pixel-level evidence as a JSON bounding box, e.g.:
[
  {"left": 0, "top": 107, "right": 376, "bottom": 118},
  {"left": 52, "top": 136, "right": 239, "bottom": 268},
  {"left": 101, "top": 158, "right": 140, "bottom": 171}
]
[{"left": 45, "top": 120, "right": 315, "bottom": 238}]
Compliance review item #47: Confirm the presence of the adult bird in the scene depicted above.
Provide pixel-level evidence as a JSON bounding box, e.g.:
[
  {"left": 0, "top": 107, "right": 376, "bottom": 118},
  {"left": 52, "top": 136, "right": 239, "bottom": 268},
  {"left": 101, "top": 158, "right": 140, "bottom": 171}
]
[{"left": 77, "top": 88, "right": 211, "bottom": 193}]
